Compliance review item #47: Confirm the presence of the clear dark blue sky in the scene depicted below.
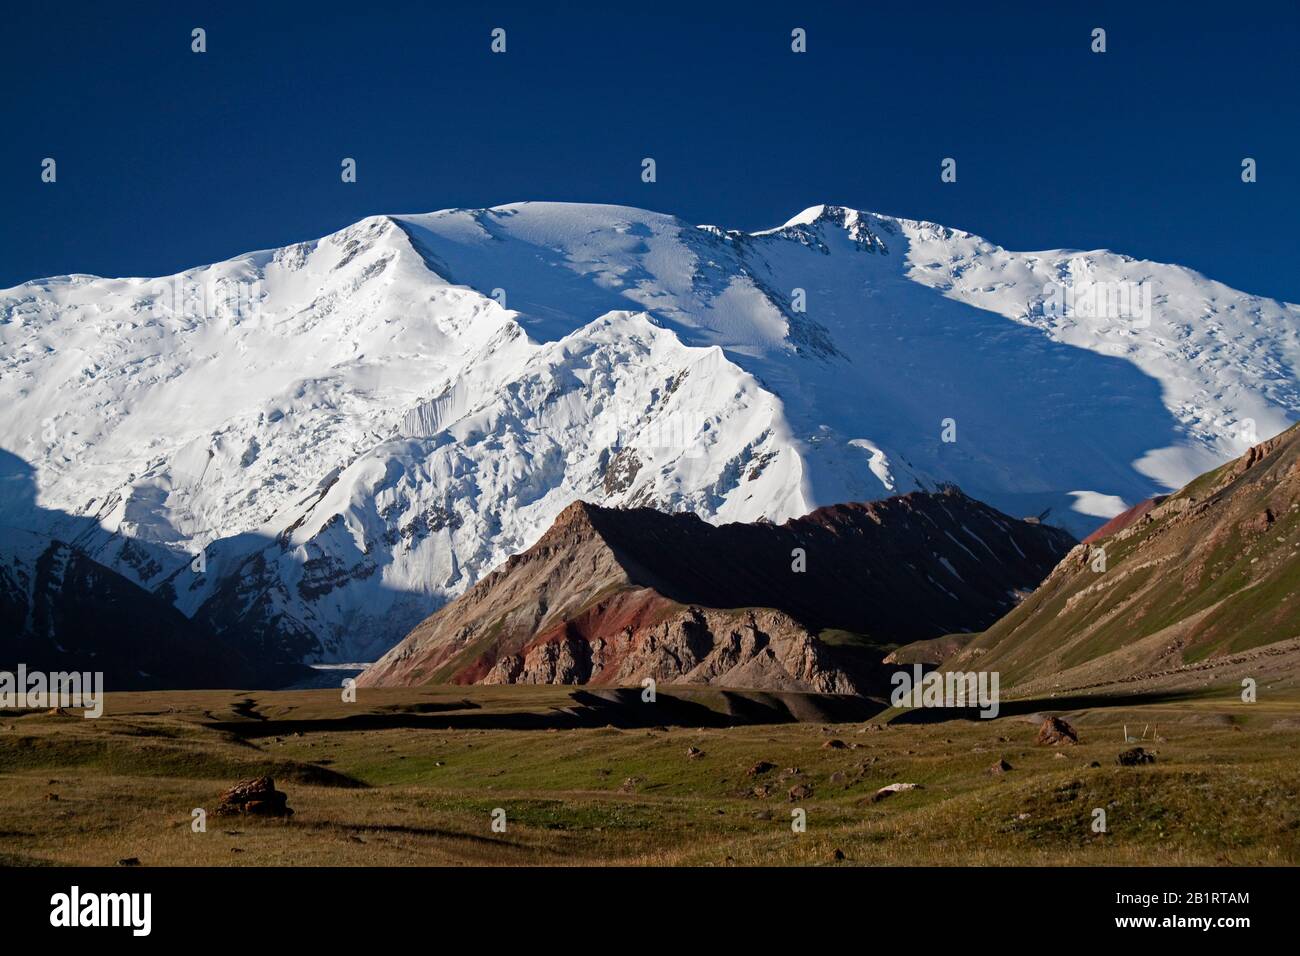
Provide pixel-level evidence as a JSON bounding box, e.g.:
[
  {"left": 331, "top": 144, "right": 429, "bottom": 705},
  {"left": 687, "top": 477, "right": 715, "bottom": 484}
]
[{"left": 3, "top": 1, "right": 1298, "bottom": 300}]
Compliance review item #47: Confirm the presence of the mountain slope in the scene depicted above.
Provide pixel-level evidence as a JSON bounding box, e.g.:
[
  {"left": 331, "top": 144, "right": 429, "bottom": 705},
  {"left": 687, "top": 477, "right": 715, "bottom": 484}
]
[
  {"left": 358, "top": 489, "right": 1075, "bottom": 692},
  {"left": 0, "top": 529, "right": 265, "bottom": 690},
  {"left": 3, "top": 201, "right": 1297, "bottom": 668},
  {"left": 938, "top": 424, "right": 1300, "bottom": 694}
]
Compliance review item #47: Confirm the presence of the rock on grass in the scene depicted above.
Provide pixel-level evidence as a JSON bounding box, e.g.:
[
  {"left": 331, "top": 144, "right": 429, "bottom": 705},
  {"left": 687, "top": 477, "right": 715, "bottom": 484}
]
[
  {"left": 214, "top": 777, "right": 293, "bottom": 818},
  {"left": 1036, "top": 717, "right": 1079, "bottom": 746},
  {"left": 871, "top": 782, "right": 922, "bottom": 803},
  {"left": 1117, "top": 747, "right": 1157, "bottom": 766}
]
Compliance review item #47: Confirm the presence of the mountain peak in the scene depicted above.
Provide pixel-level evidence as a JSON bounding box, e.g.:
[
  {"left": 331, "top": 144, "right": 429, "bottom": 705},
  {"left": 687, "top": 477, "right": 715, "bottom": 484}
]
[
  {"left": 773, "top": 204, "right": 871, "bottom": 229},
  {"left": 779, "top": 204, "right": 837, "bottom": 228},
  {"left": 748, "top": 203, "right": 896, "bottom": 255},
  {"left": 753, "top": 203, "right": 862, "bottom": 233},
  {"left": 550, "top": 498, "right": 601, "bottom": 530}
]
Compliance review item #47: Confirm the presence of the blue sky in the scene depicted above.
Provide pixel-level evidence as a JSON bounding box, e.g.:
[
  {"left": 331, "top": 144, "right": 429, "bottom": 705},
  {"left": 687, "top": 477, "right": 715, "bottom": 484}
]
[{"left": 2, "top": 1, "right": 1297, "bottom": 300}]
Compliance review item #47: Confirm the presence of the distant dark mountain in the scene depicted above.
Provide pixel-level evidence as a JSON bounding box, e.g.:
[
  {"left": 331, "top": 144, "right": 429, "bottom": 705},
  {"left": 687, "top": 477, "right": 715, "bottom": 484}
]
[
  {"left": 359, "top": 488, "right": 1075, "bottom": 693},
  {"left": 0, "top": 529, "right": 280, "bottom": 691}
]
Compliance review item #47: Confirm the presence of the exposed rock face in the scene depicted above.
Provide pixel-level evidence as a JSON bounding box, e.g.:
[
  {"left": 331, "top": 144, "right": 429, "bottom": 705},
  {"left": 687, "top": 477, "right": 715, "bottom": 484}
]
[
  {"left": 482, "top": 605, "right": 855, "bottom": 692},
  {"left": 942, "top": 424, "right": 1300, "bottom": 696},
  {"left": 359, "top": 489, "right": 1075, "bottom": 693}
]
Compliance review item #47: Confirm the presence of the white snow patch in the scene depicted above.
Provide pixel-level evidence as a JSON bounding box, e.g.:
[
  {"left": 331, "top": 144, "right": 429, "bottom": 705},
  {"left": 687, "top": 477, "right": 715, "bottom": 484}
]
[{"left": 1067, "top": 491, "right": 1130, "bottom": 520}]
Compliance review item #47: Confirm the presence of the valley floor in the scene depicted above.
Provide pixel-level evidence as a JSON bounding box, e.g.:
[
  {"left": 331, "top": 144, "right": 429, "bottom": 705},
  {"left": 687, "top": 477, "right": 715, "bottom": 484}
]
[{"left": 1, "top": 685, "right": 1297, "bottom": 866}]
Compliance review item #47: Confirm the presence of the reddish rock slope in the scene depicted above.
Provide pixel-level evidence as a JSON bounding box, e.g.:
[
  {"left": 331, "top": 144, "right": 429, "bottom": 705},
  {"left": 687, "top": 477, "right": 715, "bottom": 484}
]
[{"left": 359, "top": 488, "right": 1075, "bottom": 693}]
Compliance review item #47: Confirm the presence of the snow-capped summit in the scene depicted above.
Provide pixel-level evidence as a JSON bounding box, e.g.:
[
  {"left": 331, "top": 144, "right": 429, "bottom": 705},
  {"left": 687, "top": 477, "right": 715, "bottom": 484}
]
[{"left": 2, "top": 201, "right": 1297, "bottom": 669}]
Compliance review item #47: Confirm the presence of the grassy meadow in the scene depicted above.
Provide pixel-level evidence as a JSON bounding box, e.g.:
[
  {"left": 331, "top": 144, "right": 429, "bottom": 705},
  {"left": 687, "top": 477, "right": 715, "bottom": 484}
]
[{"left": 2, "top": 684, "right": 1297, "bottom": 866}]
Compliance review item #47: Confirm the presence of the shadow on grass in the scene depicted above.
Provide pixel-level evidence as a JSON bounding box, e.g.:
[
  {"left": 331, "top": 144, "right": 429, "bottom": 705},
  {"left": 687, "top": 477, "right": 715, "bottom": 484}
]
[
  {"left": 888, "top": 689, "right": 1208, "bottom": 724},
  {"left": 205, "top": 688, "right": 893, "bottom": 737}
]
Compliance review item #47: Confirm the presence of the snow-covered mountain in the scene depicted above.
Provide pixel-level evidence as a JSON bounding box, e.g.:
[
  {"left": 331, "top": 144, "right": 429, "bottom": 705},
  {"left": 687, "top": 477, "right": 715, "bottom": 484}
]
[{"left": 2, "top": 202, "right": 1297, "bottom": 668}]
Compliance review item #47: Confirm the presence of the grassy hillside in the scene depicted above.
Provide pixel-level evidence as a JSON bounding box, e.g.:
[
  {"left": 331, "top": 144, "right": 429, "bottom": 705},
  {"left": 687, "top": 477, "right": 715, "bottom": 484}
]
[{"left": 940, "top": 425, "right": 1300, "bottom": 695}]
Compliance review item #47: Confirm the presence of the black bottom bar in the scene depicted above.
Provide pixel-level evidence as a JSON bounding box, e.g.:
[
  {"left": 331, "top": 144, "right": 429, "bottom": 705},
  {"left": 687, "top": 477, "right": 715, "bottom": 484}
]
[{"left": 0, "top": 866, "right": 1275, "bottom": 941}]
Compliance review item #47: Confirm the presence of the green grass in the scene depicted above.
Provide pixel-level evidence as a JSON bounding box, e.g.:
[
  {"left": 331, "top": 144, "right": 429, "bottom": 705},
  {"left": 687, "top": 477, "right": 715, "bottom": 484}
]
[{"left": 2, "top": 687, "right": 1297, "bottom": 866}]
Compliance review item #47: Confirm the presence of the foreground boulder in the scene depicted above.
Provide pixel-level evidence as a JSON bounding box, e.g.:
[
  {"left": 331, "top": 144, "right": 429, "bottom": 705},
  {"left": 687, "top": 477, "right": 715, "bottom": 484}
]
[
  {"left": 215, "top": 777, "right": 294, "bottom": 817},
  {"left": 1036, "top": 717, "right": 1079, "bottom": 746},
  {"left": 1117, "top": 747, "right": 1157, "bottom": 766}
]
